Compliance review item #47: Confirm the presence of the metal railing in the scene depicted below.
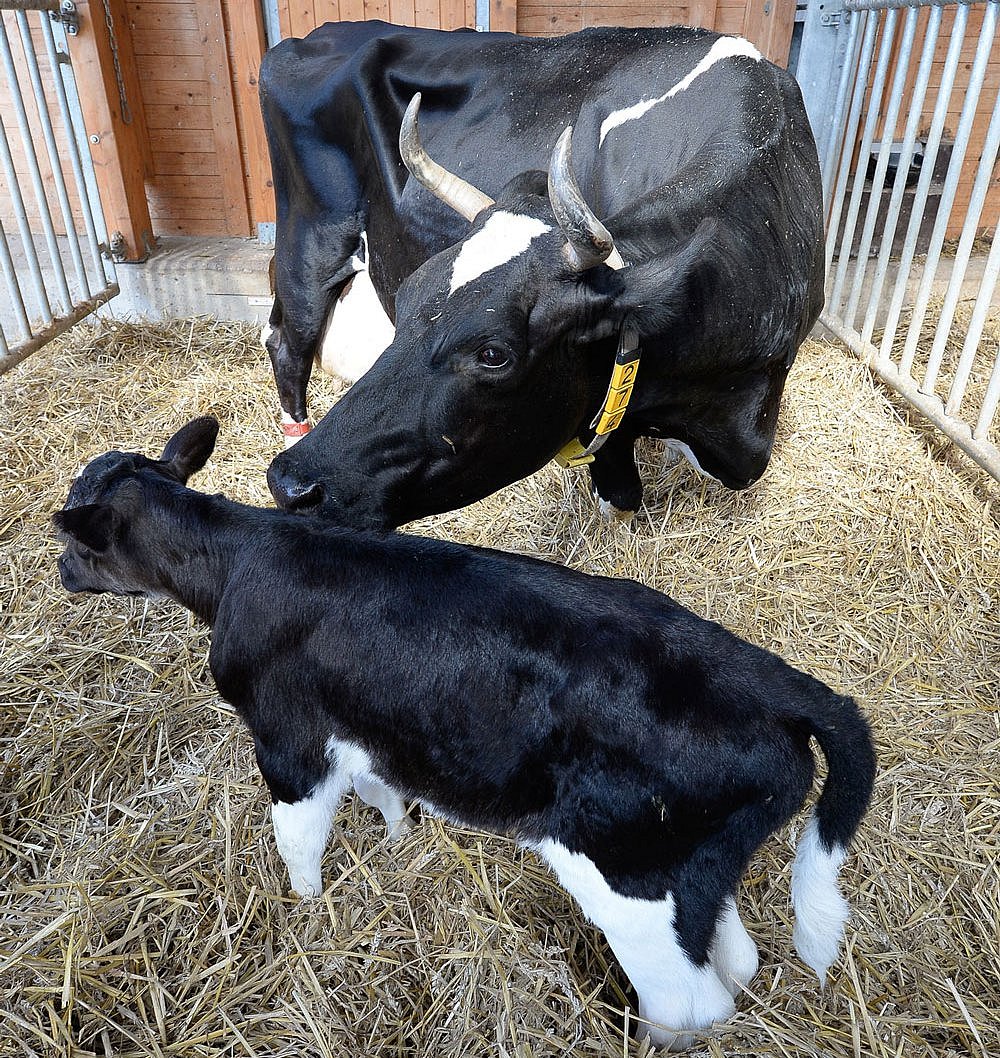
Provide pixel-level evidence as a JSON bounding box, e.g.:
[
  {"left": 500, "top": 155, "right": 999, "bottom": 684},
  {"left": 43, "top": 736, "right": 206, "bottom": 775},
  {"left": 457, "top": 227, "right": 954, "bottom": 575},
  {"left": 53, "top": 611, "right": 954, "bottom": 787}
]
[
  {"left": 0, "top": 0, "right": 117, "bottom": 373},
  {"left": 820, "top": 0, "right": 1000, "bottom": 479}
]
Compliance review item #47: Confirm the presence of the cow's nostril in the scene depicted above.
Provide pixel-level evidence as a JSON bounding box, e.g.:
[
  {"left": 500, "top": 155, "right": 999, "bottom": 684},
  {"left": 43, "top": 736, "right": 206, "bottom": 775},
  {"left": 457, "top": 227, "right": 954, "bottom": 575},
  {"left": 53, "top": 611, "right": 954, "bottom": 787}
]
[{"left": 268, "top": 462, "right": 325, "bottom": 512}]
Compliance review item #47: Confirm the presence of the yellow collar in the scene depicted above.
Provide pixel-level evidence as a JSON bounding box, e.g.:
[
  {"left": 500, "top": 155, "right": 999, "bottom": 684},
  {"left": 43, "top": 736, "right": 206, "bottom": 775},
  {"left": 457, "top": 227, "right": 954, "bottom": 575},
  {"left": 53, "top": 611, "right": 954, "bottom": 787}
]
[{"left": 554, "top": 328, "right": 640, "bottom": 468}]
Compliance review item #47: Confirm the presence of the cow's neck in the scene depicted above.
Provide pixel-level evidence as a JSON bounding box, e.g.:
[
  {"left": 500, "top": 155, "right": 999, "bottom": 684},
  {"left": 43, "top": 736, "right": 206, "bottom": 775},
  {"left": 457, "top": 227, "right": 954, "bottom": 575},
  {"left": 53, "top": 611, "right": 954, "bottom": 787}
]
[{"left": 143, "top": 491, "right": 244, "bottom": 627}]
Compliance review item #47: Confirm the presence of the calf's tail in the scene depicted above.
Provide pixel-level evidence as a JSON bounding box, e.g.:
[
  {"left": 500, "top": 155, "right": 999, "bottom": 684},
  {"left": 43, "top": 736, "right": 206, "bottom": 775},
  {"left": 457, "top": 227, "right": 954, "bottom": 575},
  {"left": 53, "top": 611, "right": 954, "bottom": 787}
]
[{"left": 789, "top": 690, "right": 876, "bottom": 983}]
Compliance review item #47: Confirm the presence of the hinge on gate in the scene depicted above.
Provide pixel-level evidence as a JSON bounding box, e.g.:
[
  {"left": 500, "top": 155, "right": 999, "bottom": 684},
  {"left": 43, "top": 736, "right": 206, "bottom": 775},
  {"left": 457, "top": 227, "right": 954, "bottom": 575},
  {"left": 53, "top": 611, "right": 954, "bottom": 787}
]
[
  {"left": 49, "top": 1, "right": 79, "bottom": 36},
  {"left": 819, "top": 0, "right": 850, "bottom": 27}
]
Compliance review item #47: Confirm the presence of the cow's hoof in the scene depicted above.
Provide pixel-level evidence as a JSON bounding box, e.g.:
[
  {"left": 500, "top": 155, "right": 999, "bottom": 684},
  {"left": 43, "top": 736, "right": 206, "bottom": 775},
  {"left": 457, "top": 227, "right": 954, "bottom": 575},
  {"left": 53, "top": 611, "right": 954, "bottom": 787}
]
[{"left": 596, "top": 496, "right": 636, "bottom": 523}]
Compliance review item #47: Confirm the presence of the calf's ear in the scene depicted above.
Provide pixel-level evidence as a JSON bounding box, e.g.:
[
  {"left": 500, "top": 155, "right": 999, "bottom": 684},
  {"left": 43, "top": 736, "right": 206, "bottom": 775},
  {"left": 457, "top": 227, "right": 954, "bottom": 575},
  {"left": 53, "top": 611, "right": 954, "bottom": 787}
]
[
  {"left": 609, "top": 216, "right": 718, "bottom": 337},
  {"left": 160, "top": 416, "right": 219, "bottom": 483},
  {"left": 53, "top": 504, "right": 116, "bottom": 552}
]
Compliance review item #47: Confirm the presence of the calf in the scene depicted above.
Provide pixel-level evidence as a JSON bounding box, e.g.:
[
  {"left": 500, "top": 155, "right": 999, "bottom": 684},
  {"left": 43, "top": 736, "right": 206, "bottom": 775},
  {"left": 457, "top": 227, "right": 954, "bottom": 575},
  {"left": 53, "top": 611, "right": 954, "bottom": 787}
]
[{"left": 54, "top": 418, "right": 875, "bottom": 1049}]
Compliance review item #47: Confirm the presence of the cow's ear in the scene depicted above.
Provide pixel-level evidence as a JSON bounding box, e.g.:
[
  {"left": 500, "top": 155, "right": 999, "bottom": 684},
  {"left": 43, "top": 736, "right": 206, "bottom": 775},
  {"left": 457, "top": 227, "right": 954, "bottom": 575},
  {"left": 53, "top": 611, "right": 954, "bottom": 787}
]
[
  {"left": 610, "top": 217, "right": 718, "bottom": 336},
  {"left": 53, "top": 504, "right": 116, "bottom": 552},
  {"left": 160, "top": 416, "right": 219, "bottom": 483}
]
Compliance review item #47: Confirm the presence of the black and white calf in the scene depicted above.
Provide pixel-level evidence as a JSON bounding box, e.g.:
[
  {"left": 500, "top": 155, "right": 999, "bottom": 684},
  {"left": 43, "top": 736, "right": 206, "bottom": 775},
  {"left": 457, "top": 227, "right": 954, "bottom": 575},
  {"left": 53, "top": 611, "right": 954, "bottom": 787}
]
[{"left": 55, "top": 419, "right": 875, "bottom": 1049}]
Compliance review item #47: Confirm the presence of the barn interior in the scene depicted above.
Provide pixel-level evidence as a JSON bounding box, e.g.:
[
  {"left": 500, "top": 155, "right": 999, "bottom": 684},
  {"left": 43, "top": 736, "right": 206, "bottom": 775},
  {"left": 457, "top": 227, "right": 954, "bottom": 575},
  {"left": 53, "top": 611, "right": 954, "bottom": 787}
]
[{"left": 1, "top": 2, "right": 999, "bottom": 1057}]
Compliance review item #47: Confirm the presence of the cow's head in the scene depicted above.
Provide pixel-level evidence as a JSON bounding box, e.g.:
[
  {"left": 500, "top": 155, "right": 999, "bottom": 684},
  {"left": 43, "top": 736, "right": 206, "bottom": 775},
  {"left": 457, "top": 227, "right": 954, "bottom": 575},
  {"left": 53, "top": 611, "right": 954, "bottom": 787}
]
[
  {"left": 268, "top": 95, "right": 710, "bottom": 529},
  {"left": 54, "top": 418, "right": 219, "bottom": 596}
]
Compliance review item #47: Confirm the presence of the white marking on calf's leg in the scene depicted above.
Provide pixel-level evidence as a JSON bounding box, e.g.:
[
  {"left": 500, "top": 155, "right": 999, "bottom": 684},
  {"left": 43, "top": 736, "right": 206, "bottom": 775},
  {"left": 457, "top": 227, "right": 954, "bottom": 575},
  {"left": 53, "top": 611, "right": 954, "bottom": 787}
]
[
  {"left": 709, "top": 896, "right": 759, "bottom": 997},
  {"left": 537, "top": 840, "right": 735, "bottom": 1049},
  {"left": 352, "top": 774, "right": 412, "bottom": 839},
  {"left": 271, "top": 768, "right": 350, "bottom": 898},
  {"left": 791, "top": 816, "right": 849, "bottom": 983}
]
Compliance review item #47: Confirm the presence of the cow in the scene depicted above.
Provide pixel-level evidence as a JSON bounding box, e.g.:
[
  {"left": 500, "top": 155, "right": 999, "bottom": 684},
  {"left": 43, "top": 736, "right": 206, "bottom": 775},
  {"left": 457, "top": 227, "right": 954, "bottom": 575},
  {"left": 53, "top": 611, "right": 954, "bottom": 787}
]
[
  {"left": 259, "top": 20, "right": 825, "bottom": 530},
  {"left": 54, "top": 418, "right": 874, "bottom": 1050}
]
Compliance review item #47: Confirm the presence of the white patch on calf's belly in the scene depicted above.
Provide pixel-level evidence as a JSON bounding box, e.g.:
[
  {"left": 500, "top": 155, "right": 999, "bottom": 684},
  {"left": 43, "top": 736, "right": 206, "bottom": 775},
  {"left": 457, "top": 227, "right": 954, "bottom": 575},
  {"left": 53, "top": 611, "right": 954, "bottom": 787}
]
[
  {"left": 317, "top": 268, "right": 395, "bottom": 383},
  {"left": 449, "top": 212, "right": 551, "bottom": 295},
  {"left": 599, "top": 37, "right": 762, "bottom": 146}
]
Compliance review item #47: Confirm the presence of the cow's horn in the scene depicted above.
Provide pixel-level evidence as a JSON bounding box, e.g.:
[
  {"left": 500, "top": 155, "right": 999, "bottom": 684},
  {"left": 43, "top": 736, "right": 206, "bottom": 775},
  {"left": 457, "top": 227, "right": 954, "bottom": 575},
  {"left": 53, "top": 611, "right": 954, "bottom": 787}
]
[
  {"left": 548, "top": 126, "right": 623, "bottom": 272},
  {"left": 400, "top": 93, "right": 494, "bottom": 223}
]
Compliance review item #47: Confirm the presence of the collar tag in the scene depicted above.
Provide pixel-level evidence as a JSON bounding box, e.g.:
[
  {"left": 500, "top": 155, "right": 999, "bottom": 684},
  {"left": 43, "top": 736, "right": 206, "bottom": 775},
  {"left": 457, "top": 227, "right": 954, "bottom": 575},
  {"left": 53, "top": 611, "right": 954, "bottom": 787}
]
[{"left": 554, "top": 327, "right": 640, "bottom": 469}]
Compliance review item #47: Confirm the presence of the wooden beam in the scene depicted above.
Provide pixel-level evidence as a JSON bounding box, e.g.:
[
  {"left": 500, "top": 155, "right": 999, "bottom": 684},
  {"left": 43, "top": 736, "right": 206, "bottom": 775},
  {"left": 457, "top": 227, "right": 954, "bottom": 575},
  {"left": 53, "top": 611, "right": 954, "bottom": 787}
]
[
  {"left": 195, "top": 0, "right": 252, "bottom": 235},
  {"left": 490, "top": 0, "right": 517, "bottom": 33},
  {"left": 742, "top": 0, "right": 797, "bottom": 67},
  {"left": 228, "top": 0, "right": 275, "bottom": 228},
  {"left": 67, "top": 0, "right": 153, "bottom": 261}
]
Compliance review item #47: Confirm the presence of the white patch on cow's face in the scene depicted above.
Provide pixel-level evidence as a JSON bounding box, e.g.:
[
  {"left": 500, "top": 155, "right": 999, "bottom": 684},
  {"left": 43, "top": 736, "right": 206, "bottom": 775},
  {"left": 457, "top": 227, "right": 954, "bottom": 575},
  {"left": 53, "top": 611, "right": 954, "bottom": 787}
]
[
  {"left": 599, "top": 37, "right": 762, "bottom": 146},
  {"left": 449, "top": 212, "right": 551, "bottom": 296}
]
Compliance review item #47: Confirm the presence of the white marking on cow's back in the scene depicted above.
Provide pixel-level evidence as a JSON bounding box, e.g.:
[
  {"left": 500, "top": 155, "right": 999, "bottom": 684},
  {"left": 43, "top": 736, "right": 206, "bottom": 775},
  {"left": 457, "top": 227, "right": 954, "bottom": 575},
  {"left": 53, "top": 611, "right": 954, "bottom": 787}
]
[
  {"left": 599, "top": 37, "right": 762, "bottom": 146},
  {"left": 449, "top": 212, "right": 551, "bottom": 296}
]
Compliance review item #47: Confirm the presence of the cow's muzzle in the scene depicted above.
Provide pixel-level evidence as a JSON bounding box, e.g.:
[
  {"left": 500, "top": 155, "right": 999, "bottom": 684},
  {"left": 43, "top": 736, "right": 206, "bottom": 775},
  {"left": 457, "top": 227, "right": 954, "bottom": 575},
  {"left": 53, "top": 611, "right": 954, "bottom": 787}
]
[{"left": 267, "top": 458, "right": 325, "bottom": 514}]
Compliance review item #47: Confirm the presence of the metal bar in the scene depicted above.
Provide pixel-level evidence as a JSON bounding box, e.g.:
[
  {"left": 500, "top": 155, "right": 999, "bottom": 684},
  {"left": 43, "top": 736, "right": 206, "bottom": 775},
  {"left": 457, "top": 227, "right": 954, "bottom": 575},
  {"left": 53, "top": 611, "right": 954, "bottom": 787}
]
[
  {"left": 0, "top": 14, "right": 71, "bottom": 312},
  {"left": 0, "top": 215, "right": 31, "bottom": 336},
  {"left": 16, "top": 9, "right": 89, "bottom": 298},
  {"left": 882, "top": 2, "right": 969, "bottom": 372},
  {"left": 861, "top": 3, "right": 941, "bottom": 351},
  {"left": 976, "top": 340, "right": 1000, "bottom": 442},
  {"left": 0, "top": 113, "right": 51, "bottom": 326},
  {"left": 0, "top": 282, "right": 119, "bottom": 375},
  {"left": 906, "top": 0, "right": 999, "bottom": 390},
  {"left": 943, "top": 157, "right": 1000, "bottom": 415},
  {"left": 829, "top": 8, "right": 898, "bottom": 314},
  {"left": 846, "top": 0, "right": 972, "bottom": 8},
  {"left": 0, "top": 321, "right": 8, "bottom": 360},
  {"left": 821, "top": 12, "right": 864, "bottom": 213},
  {"left": 0, "top": 2, "right": 61, "bottom": 10},
  {"left": 40, "top": 12, "right": 105, "bottom": 289},
  {"left": 843, "top": 5, "right": 919, "bottom": 327},
  {"left": 821, "top": 310, "right": 1000, "bottom": 478},
  {"left": 825, "top": 10, "right": 878, "bottom": 281}
]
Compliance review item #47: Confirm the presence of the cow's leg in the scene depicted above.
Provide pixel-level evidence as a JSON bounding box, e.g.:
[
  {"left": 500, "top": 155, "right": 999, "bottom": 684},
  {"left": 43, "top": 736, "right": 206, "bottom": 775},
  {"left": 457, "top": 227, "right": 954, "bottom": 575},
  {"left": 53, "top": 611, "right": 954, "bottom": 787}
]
[
  {"left": 709, "top": 895, "right": 759, "bottom": 997},
  {"left": 537, "top": 841, "right": 735, "bottom": 1050},
  {"left": 588, "top": 432, "right": 642, "bottom": 519},
  {"left": 352, "top": 773, "right": 413, "bottom": 839}
]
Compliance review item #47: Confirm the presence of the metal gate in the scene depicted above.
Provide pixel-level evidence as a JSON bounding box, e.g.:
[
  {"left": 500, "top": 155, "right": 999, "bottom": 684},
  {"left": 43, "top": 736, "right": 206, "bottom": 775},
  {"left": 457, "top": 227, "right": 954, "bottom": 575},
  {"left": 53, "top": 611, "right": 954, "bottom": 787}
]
[
  {"left": 814, "top": 0, "right": 1000, "bottom": 479},
  {"left": 0, "top": 0, "right": 117, "bottom": 374}
]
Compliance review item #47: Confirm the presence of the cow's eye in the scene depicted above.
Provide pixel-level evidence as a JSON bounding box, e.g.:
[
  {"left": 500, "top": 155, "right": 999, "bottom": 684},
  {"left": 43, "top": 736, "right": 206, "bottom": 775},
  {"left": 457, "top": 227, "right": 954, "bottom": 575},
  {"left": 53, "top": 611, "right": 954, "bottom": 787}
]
[{"left": 476, "top": 347, "right": 510, "bottom": 370}]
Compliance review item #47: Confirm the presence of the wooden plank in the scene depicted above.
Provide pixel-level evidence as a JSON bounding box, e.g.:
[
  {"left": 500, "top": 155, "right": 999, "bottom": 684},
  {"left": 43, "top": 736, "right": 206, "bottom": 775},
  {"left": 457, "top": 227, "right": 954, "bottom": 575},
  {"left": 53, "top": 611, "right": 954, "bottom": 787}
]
[
  {"left": 150, "top": 172, "right": 223, "bottom": 195},
  {"left": 314, "top": 0, "right": 341, "bottom": 25},
  {"left": 140, "top": 80, "right": 210, "bottom": 106},
  {"left": 490, "top": 0, "right": 517, "bottom": 32},
  {"left": 340, "top": 0, "right": 367, "bottom": 22},
  {"left": 143, "top": 102, "right": 214, "bottom": 129},
  {"left": 439, "top": 0, "right": 465, "bottom": 30},
  {"left": 129, "top": 27, "right": 206, "bottom": 55},
  {"left": 390, "top": 0, "right": 417, "bottom": 25},
  {"left": 227, "top": 0, "right": 276, "bottom": 228},
  {"left": 67, "top": 0, "right": 153, "bottom": 260},
  {"left": 126, "top": 2, "right": 199, "bottom": 32},
  {"left": 148, "top": 126, "right": 217, "bottom": 152},
  {"left": 365, "top": 0, "right": 392, "bottom": 22},
  {"left": 688, "top": 0, "right": 718, "bottom": 30},
  {"left": 195, "top": 0, "right": 251, "bottom": 234},
  {"left": 150, "top": 150, "right": 220, "bottom": 175},
  {"left": 741, "top": 0, "right": 795, "bottom": 66},
  {"left": 132, "top": 52, "right": 208, "bottom": 81},
  {"left": 414, "top": 0, "right": 440, "bottom": 29}
]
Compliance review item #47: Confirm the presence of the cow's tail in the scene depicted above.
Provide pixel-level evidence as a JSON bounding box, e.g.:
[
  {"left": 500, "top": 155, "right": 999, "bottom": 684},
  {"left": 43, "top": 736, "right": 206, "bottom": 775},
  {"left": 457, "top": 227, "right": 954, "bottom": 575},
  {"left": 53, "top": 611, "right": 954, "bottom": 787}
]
[{"left": 789, "top": 688, "right": 875, "bottom": 984}]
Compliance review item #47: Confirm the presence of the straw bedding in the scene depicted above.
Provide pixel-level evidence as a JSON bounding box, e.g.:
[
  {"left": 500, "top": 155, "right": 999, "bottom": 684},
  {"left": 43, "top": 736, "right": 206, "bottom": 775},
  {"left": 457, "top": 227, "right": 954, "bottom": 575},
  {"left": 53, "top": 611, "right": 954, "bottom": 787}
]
[{"left": 1, "top": 318, "right": 997, "bottom": 1058}]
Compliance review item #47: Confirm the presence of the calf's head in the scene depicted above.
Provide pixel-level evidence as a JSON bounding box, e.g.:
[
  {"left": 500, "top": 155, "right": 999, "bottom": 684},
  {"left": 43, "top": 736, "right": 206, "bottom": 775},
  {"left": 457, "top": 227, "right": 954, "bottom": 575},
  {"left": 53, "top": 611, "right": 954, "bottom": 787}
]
[
  {"left": 53, "top": 417, "right": 219, "bottom": 596},
  {"left": 267, "top": 95, "right": 712, "bottom": 530}
]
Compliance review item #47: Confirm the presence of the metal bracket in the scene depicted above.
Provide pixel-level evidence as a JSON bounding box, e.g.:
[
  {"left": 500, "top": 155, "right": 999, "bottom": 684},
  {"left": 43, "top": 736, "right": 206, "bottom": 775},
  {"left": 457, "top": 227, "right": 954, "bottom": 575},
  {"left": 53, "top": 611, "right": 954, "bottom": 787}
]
[
  {"left": 819, "top": 0, "right": 850, "bottom": 27},
  {"left": 49, "top": 1, "right": 79, "bottom": 35}
]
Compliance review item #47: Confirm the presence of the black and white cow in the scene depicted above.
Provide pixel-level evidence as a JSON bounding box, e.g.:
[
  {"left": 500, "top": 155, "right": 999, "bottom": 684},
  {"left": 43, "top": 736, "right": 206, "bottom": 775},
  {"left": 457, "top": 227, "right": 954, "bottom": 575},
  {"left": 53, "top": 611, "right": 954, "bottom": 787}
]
[
  {"left": 260, "top": 21, "right": 825, "bottom": 529},
  {"left": 55, "top": 419, "right": 874, "bottom": 1049}
]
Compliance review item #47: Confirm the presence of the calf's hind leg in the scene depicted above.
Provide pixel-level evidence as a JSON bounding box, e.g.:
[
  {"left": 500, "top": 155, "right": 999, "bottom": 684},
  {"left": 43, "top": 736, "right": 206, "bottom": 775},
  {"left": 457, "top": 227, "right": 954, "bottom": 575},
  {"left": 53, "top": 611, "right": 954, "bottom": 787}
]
[
  {"left": 709, "top": 895, "right": 759, "bottom": 997},
  {"left": 353, "top": 774, "right": 413, "bottom": 839},
  {"left": 537, "top": 841, "right": 735, "bottom": 1050}
]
